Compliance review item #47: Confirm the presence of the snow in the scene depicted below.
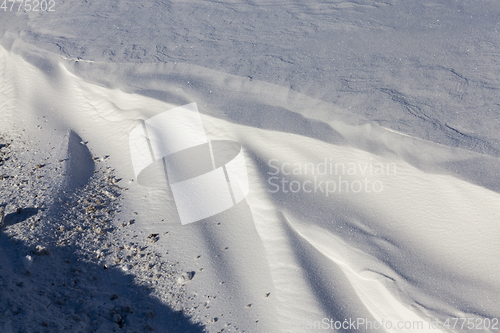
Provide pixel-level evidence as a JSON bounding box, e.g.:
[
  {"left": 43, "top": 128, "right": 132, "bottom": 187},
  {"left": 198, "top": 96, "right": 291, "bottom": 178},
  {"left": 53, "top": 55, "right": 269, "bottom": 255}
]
[{"left": 1, "top": 1, "right": 500, "bottom": 332}]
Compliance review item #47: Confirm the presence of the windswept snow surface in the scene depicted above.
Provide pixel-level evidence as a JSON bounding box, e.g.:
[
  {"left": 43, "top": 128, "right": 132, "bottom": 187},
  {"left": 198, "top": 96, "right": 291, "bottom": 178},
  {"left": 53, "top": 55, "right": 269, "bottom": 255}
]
[{"left": 1, "top": 1, "right": 500, "bottom": 332}]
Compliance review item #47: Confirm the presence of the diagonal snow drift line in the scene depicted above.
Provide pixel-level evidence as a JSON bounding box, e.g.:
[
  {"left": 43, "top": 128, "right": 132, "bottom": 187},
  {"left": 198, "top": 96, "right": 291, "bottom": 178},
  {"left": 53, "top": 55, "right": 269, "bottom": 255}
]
[
  {"left": 2, "top": 39, "right": 500, "bottom": 332},
  {"left": 129, "top": 103, "right": 249, "bottom": 224}
]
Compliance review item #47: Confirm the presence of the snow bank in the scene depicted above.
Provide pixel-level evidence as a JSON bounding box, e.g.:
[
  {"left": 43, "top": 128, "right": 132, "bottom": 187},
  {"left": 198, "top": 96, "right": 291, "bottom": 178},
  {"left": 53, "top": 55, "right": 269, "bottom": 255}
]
[{"left": 2, "top": 3, "right": 500, "bottom": 330}]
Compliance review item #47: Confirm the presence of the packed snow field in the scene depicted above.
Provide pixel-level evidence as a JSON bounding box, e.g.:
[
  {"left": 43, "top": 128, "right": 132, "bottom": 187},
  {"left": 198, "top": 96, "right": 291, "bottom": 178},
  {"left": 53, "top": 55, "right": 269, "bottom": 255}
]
[{"left": 1, "top": 0, "right": 500, "bottom": 332}]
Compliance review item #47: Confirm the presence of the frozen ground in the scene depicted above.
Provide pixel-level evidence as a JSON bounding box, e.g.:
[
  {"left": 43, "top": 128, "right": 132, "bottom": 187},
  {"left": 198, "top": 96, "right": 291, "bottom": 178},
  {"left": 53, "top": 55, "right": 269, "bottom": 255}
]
[{"left": 1, "top": 1, "right": 500, "bottom": 332}]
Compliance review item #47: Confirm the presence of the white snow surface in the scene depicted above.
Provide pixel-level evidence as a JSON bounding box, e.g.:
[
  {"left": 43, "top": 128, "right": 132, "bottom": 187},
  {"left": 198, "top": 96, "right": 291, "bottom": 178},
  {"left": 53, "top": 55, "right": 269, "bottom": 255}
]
[{"left": 1, "top": 1, "right": 500, "bottom": 332}]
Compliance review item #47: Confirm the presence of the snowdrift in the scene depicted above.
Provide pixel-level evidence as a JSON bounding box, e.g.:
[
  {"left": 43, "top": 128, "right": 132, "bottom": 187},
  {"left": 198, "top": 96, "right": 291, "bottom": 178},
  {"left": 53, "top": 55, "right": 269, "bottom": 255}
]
[{"left": 1, "top": 34, "right": 500, "bottom": 333}]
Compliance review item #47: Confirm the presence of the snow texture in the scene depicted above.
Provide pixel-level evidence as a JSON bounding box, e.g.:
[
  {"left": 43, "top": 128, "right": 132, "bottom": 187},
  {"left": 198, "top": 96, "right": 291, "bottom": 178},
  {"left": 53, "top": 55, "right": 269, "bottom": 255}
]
[{"left": 1, "top": 1, "right": 500, "bottom": 332}]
